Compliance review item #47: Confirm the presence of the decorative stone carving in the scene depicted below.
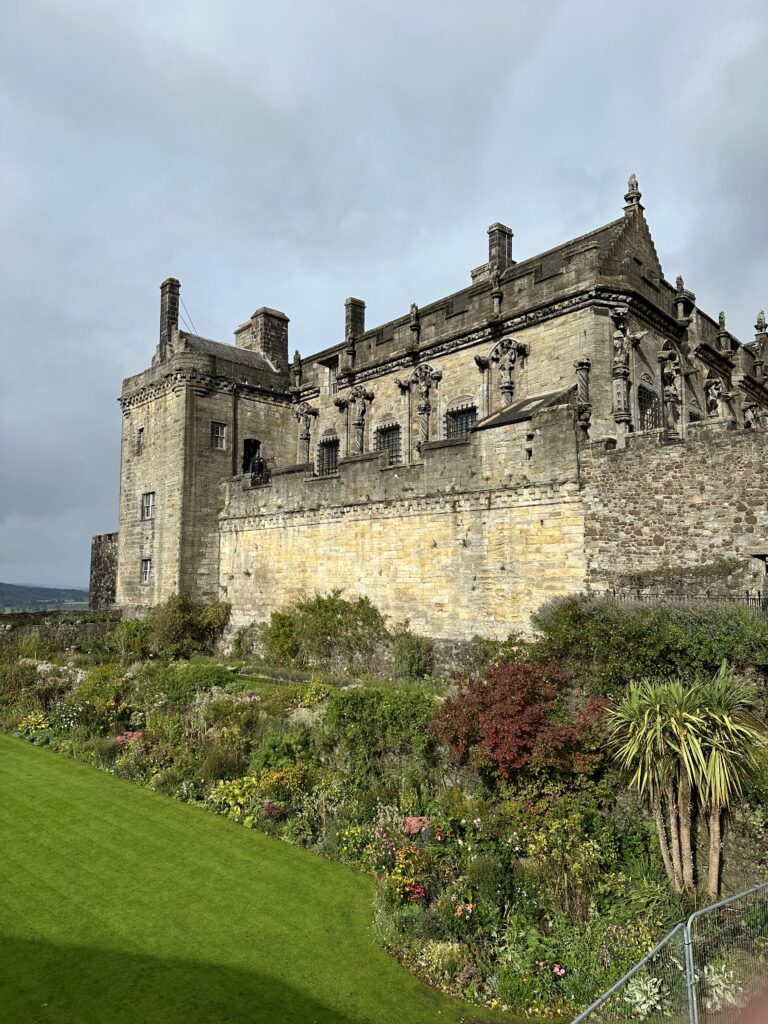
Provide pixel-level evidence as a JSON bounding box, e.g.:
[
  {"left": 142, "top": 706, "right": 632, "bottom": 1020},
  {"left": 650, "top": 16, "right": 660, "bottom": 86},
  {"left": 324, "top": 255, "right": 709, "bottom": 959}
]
[
  {"left": 489, "top": 336, "right": 528, "bottom": 407},
  {"left": 294, "top": 401, "right": 319, "bottom": 464},
  {"left": 624, "top": 173, "right": 642, "bottom": 207},
  {"left": 743, "top": 403, "right": 759, "bottom": 429},
  {"left": 349, "top": 384, "right": 374, "bottom": 455},
  {"left": 292, "top": 349, "right": 303, "bottom": 389},
  {"left": 396, "top": 364, "right": 442, "bottom": 451},
  {"left": 704, "top": 374, "right": 724, "bottom": 417},
  {"left": 574, "top": 358, "right": 591, "bottom": 438},
  {"left": 659, "top": 352, "right": 681, "bottom": 433}
]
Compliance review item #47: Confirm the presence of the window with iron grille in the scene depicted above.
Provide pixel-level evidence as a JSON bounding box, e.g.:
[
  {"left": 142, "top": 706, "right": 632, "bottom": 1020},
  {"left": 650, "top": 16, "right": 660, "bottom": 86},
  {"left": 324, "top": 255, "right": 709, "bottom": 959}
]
[
  {"left": 140, "top": 558, "right": 152, "bottom": 585},
  {"left": 637, "top": 385, "right": 661, "bottom": 430},
  {"left": 445, "top": 404, "right": 477, "bottom": 438},
  {"left": 211, "top": 421, "right": 227, "bottom": 450},
  {"left": 375, "top": 424, "right": 401, "bottom": 465},
  {"left": 317, "top": 437, "right": 340, "bottom": 476},
  {"left": 140, "top": 491, "right": 155, "bottom": 520}
]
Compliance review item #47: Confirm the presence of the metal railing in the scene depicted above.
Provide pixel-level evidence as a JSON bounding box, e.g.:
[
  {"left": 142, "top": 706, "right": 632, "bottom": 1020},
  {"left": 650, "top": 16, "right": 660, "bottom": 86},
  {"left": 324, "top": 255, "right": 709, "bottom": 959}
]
[
  {"left": 606, "top": 591, "right": 768, "bottom": 615},
  {"left": 570, "top": 882, "right": 768, "bottom": 1024}
]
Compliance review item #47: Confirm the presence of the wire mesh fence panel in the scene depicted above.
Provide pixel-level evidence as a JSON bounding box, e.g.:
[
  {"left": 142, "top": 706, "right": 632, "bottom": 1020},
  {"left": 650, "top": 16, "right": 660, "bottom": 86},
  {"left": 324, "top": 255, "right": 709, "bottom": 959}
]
[
  {"left": 571, "top": 925, "right": 690, "bottom": 1024},
  {"left": 688, "top": 883, "right": 768, "bottom": 1024}
]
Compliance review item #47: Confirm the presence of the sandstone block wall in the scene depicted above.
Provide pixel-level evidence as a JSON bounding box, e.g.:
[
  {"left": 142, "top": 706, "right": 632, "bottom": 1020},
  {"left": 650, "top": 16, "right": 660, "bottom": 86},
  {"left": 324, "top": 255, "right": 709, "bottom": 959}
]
[
  {"left": 220, "top": 406, "right": 586, "bottom": 639},
  {"left": 581, "top": 425, "right": 768, "bottom": 595}
]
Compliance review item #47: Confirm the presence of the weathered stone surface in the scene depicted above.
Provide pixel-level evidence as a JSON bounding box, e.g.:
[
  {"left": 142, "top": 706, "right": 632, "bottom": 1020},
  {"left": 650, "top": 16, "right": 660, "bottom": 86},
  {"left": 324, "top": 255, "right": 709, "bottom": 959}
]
[{"left": 92, "top": 179, "right": 768, "bottom": 638}]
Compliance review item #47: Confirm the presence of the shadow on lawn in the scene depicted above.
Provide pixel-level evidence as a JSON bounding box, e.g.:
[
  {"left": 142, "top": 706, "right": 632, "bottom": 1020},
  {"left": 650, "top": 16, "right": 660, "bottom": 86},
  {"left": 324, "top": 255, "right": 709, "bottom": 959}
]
[{"left": 0, "top": 935, "right": 361, "bottom": 1024}]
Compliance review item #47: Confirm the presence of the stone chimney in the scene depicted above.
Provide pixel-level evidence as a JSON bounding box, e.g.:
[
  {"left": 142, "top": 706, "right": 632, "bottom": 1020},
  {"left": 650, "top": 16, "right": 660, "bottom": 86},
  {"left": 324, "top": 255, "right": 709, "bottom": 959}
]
[
  {"left": 488, "top": 223, "right": 514, "bottom": 272},
  {"left": 159, "top": 278, "right": 180, "bottom": 360},
  {"left": 345, "top": 297, "right": 365, "bottom": 341},
  {"left": 234, "top": 307, "right": 289, "bottom": 372}
]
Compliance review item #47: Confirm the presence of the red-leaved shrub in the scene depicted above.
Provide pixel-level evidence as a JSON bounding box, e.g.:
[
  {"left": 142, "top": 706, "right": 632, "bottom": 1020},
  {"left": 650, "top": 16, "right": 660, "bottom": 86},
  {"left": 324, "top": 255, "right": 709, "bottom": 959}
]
[{"left": 432, "top": 661, "right": 606, "bottom": 782}]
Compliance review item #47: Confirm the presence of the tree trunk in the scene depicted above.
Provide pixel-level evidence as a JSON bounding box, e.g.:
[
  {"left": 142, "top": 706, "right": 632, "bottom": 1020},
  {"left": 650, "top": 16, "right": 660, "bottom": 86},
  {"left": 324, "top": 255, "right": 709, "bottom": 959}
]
[
  {"left": 679, "top": 765, "right": 695, "bottom": 890},
  {"left": 665, "top": 781, "right": 683, "bottom": 891},
  {"left": 708, "top": 804, "right": 722, "bottom": 901},
  {"left": 652, "top": 789, "right": 679, "bottom": 890}
]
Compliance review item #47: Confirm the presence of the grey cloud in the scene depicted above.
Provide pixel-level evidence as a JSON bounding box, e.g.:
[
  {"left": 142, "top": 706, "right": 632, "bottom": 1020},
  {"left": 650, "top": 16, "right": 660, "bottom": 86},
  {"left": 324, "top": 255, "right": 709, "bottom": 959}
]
[{"left": 1, "top": 0, "right": 766, "bottom": 586}]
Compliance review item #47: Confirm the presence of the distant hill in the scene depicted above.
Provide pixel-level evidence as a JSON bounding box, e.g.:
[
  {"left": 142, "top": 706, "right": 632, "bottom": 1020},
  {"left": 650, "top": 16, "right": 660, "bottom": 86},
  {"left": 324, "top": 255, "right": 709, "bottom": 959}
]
[{"left": 0, "top": 582, "right": 89, "bottom": 612}]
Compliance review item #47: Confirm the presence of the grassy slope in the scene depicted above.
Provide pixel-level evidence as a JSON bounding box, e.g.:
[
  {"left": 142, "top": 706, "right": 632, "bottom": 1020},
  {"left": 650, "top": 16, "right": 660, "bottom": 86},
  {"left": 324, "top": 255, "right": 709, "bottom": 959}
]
[{"left": 0, "top": 736, "right": 497, "bottom": 1024}]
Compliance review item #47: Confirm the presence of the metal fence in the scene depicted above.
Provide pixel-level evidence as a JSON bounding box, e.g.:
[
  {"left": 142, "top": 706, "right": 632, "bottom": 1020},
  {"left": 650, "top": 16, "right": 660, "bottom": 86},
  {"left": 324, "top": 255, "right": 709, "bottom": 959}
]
[
  {"left": 605, "top": 591, "right": 768, "bottom": 615},
  {"left": 570, "top": 882, "right": 768, "bottom": 1024}
]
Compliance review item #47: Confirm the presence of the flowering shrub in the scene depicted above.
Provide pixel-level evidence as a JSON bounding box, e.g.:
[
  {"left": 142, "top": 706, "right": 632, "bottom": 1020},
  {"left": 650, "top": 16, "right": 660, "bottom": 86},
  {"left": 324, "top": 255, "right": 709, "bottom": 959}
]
[{"left": 115, "top": 730, "right": 143, "bottom": 746}]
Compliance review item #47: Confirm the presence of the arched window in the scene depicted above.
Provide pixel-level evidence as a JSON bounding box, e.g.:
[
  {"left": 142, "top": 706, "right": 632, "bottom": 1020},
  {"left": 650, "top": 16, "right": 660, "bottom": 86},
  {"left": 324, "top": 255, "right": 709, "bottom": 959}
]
[
  {"left": 374, "top": 420, "right": 401, "bottom": 465},
  {"left": 637, "top": 377, "right": 660, "bottom": 431}
]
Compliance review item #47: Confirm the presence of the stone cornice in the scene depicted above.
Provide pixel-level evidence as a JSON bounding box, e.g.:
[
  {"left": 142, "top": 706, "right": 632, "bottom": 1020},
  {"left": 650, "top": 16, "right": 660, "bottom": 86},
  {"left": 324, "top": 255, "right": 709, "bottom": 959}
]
[
  {"left": 692, "top": 342, "right": 735, "bottom": 381},
  {"left": 328, "top": 287, "right": 683, "bottom": 390},
  {"left": 119, "top": 367, "right": 291, "bottom": 414},
  {"left": 738, "top": 374, "right": 768, "bottom": 410}
]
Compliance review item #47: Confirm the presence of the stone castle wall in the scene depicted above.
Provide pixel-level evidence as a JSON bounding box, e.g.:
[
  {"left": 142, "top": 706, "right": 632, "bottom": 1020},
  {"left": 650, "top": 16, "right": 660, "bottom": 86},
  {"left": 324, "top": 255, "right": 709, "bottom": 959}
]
[
  {"left": 89, "top": 533, "right": 118, "bottom": 609},
  {"left": 581, "top": 425, "right": 768, "bottom": 596},
  {"left": 219, "top": 404, "right": 586, "bottom": 639}
]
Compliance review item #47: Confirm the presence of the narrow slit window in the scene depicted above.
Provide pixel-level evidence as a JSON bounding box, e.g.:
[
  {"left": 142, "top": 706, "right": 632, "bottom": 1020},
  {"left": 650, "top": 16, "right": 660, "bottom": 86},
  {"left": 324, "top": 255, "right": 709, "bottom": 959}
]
[{"left": 136, "top": 427, "right": 144, "bottom": 455}]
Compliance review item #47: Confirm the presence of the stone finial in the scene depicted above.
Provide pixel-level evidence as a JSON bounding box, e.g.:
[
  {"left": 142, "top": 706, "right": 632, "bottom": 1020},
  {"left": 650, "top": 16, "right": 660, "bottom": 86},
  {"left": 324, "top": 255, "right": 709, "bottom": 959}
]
[
  {"left": 624, "top": 173, "right": 642, "bottom": 208},
  {"left": 756, "top": 310, "right": 767, "bottom": 336},
  {"left": 719, "top": 311, "right": 726, "bottom": 331},
  {"left": 675, "top": 275, "right": 684, "bottom": 294},
  {"left": 292, "top": 349, "right": 302, "bottom": 389}
]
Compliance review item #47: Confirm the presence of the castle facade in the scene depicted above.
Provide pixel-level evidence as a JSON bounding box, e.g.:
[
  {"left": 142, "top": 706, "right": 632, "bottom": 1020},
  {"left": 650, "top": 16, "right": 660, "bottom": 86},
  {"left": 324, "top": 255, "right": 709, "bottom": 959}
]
[{"left": 90, "top": 178, "right": 768, "bottom": 638}]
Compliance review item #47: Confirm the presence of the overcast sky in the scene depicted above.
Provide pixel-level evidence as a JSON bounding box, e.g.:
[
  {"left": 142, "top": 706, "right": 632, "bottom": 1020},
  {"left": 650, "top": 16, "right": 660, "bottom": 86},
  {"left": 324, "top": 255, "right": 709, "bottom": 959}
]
[{"left": 1, "top": 0, "right": 767, "bottom": 588}]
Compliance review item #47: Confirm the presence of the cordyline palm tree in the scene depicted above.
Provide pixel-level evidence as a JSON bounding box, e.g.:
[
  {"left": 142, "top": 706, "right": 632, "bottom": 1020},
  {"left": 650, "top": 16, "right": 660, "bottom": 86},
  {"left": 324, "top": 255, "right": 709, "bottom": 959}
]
[
  {"left": 697, "top": 663, "right": 766, "bottom": 899},
  {"left": 608, "top": 679, "right": 705, "bottom": 893},
  {"left": 608, "top": 667, "right": 768, "bottom": 899}
]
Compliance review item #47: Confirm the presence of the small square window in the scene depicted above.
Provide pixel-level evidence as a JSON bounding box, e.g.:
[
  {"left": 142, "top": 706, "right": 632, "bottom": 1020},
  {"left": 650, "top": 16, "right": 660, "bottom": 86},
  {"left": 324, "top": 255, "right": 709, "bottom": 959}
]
[
  {"left": 140, "top": 558, "right": 152, "bottom": 585},
  {"left": 445, "top": 405, "right": 477, "bottom": 438},
  {"left": 317, "top": 437, "right": 340, "bottom": 476},
  {"left": 136, "top": 427, "right": 145, "bottom": 455},
  {"left": 211, "top": 422, "right": 227, "bottom": 450},
  {"left": 141, "top": 491, "right": 155, "bottom": 520}
]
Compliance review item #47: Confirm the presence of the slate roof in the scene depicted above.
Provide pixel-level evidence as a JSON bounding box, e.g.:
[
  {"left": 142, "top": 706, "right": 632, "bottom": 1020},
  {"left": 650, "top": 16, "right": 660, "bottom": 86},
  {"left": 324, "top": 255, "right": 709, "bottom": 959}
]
[
  {"left": 180, "top": 332, "right": 275, "bottom": 372},
  {"left": 475, "top": 387, "right": 575, "bottom": 430}
]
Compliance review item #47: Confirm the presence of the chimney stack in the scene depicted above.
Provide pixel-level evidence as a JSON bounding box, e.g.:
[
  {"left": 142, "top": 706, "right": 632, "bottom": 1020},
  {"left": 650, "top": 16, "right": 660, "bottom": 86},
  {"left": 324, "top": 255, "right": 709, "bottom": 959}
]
[
  {"left": 234, "top": 307, "right": 289, "bottom": 373},
  {"left": 488, "top": 224, "right": 514, "bottom": 272},
  {"left": 345, "top": 297, "right": 365, "bottom": 341},
  {"left": 159, "top": 277, "right": 180, "bottom": 360}
]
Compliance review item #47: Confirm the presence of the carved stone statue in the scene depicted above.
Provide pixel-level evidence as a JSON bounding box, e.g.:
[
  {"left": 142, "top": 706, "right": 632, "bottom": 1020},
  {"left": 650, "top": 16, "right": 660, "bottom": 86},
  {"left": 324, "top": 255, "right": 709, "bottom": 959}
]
[
  {"left": 349, "top": 384, "right": 374, "bottom": 455},
  {"left": 743, "top": 404, "right": 759, "bottom": 429},
  {"left": 294, "top": 402, "right": 318, "bottom": 464},
  {"left": 612, "top": 330, "right": 630, "bottom": 367},
  {"left": 396, "top": 364, "right": 442, "bottom": 451},
  {"left": 704, "top": 375, "right": 723, "bottom": 417}
]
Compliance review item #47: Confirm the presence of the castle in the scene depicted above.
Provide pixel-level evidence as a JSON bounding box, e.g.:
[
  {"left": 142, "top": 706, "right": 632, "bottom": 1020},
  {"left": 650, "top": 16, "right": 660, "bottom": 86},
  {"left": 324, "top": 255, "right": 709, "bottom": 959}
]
[{"left": 90, "top": 177, "right": 768, "bottom": 639}]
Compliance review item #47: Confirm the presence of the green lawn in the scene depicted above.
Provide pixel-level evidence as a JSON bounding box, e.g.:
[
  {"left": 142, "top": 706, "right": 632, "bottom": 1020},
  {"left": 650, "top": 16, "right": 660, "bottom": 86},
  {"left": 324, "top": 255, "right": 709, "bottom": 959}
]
[{"left": 0, "top": 735, "right": 496, "bottom": 1024}]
